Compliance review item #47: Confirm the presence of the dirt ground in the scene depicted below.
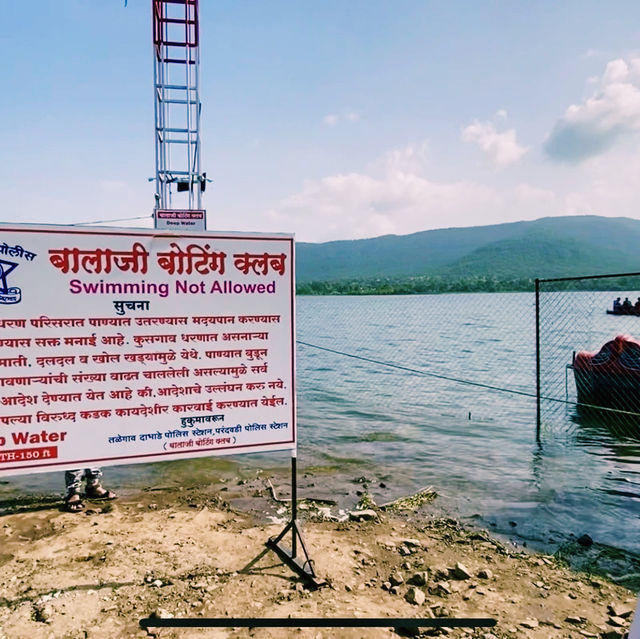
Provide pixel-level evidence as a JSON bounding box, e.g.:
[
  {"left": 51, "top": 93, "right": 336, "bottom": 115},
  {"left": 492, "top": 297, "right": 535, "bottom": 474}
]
[{"left": 0, "top": 483, "right": 637, "bottom": 639}]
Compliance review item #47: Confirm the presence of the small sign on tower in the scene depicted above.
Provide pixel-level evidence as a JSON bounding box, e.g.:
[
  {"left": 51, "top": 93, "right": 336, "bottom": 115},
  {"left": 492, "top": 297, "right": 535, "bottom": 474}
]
[{"left": 154, "top": 209, "right": 206, "bottom": 231}]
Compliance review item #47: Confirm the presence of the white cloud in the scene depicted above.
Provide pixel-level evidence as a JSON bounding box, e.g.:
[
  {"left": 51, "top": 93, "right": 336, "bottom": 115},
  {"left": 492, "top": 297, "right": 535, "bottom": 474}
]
[
  {"left": 512, "top": 183, "right": 556, "bottom": 207},
  {"left": 559, "top": 148, "right": 640, "bottom": 217},
  {"left": 582, "top": 48, "right": 604, "bottom": 59},
  {"left": 374, "top": 140, "right": 430, "bottom": 175},
  {"left": 461, "top": 119, "right": 529, "bottom": 167},
  {"left": 266, "top": 142, "right": 555, "bottom": 242},
  {"left": 322, "top": 110, "right": 360, "bottom": 127},
  {"left": 562, "top": 191, "right": 593, "bottom": 216},
  {"left": 545, "top": 57, "right": 640, "bottom": 162},
  {"left": 602, "top": 59, "right": 628, "bottom": 83},
  {"left": 269, "top": 171, "right": 497, "bottom": 241}
]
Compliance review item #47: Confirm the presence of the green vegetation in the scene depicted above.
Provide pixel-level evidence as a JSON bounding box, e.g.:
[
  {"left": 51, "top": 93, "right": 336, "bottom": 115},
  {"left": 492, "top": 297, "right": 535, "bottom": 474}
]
[
  {"left": 295, "top": 215, "right": 640, "bottom": 295},
  {"left": 296, "top": 275, "right": 536, "bottom": 296},
  {"left": 296, "top": 274, "right": 640, "bottom": 296}
]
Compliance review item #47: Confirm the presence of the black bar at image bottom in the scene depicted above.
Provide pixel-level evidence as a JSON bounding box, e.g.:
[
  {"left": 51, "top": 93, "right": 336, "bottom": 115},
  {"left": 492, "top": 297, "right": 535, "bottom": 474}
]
[{"left": 139, "top": 617, "right": 497, "bottom": 629}]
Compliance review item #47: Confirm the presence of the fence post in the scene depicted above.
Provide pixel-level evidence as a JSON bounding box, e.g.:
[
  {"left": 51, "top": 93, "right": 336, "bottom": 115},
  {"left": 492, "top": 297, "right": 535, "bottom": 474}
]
[{"left": 535, "top": 278, "right": 541, "bottom": 442}]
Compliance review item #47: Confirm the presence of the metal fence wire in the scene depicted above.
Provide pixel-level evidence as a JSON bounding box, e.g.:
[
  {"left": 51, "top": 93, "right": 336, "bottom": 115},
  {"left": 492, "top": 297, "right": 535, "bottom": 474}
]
[
  {"left": 536, "top": 273, "right": 640, "bottom": 439},
  {"left": 294, "top": 290, "right": 539, "bottom": 488},
  {"left": 288, "top": 288, "right": 640, "bottom": 543}
]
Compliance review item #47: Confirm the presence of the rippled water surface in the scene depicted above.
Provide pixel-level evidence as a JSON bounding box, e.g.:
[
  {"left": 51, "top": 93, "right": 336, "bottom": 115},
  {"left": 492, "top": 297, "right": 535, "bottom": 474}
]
[{"left": 3, "top": 292, "right": 639, "bottom": 554}]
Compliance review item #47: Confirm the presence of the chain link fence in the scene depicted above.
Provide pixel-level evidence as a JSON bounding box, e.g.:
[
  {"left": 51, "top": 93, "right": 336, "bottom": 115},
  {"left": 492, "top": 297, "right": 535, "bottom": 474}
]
[
  {"left": 294, "top": 291, "right": 540, "bottom": 506},
  {"left": 289, "top": 287, "right": 640, "bottom": 554},
  {"left": 536, "top": 273, "right": 640, "bottom": 440},
  {"left": 296, "top": 291, "right": 536, "bottom": 427}
]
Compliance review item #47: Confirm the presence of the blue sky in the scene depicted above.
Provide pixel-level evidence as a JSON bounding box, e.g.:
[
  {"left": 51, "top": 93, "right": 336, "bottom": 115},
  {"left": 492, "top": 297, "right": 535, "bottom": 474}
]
[{"left": 3, "top": 1, "right": 640, "bottom": 241}]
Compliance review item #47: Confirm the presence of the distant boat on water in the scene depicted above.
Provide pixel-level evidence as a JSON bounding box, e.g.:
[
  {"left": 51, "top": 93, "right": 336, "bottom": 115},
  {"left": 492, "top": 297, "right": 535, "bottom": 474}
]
[
  {"left": 607, "top": 297, "right": 640, "bottom": 316},
  {"left": 607, "top": 309, "right": 640, "bottom": 316}
]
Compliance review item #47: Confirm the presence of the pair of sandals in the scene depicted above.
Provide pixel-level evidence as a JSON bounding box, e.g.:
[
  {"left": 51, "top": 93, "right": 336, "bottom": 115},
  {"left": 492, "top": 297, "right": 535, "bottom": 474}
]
[{"left": 64, "top": 484, "right": 117, "bottom": 513}]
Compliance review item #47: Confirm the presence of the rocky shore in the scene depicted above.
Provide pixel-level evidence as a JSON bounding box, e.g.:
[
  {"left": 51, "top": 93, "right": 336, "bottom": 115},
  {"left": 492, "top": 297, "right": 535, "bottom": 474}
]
[{"left": 0, "top": 477, "right": 637, "bottom": 639}]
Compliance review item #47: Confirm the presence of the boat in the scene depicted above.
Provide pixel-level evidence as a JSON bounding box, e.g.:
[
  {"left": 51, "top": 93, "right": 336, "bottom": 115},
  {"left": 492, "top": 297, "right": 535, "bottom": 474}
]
[
  {"left": 572, "top": 335, "right": 640, "bottom": 411},
  {"left": 606, "top": 309, "right": 640, "bottom": 316}
]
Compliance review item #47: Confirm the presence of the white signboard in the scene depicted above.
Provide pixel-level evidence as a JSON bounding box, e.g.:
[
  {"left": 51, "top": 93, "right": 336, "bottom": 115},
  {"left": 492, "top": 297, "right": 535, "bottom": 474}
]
[
  {"left": 0, "top": 224, "right": 295, "bottom": 477},
  {"left": 154, "top": 209, "right": 207, "bottom": 232}
]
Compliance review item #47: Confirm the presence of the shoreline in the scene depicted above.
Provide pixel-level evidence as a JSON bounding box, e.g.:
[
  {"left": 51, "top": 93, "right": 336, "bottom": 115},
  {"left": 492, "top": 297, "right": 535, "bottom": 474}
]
[
  {"left": 3, "top": 458, "right": 639, "bottom": 578},
  {"left": 0, "top": 479, "right": 637, "bottom": 639}
]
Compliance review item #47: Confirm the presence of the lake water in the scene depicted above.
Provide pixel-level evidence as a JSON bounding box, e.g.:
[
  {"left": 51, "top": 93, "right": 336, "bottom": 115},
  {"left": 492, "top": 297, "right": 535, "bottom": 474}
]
[{"left": 3, "top": 292, "right": 639, "bottom": 556}]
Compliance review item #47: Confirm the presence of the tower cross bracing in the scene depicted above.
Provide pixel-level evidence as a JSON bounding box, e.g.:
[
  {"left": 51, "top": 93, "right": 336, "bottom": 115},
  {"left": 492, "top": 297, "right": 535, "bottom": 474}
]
[{"left": 153, "top": 0, "right": 204, "bottom": 211}]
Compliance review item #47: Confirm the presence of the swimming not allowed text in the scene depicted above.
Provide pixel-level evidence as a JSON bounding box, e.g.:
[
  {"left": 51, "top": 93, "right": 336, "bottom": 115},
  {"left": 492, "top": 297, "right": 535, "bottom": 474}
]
[{"left": 69, "top": 279, "right": 277, "bottom": 298}]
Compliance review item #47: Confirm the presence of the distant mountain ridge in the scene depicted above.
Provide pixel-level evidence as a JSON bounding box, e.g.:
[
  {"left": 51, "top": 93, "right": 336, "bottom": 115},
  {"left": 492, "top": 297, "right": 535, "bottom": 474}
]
[{"left": 295, "top": 216, "right": 640, "bottom": 283}]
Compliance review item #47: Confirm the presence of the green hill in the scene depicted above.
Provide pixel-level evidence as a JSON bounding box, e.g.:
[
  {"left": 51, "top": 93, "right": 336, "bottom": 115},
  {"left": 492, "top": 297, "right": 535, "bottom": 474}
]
[
  {"left": 442, "top": 233, "right": 640, "bottom": 280},
  {"left": 296, "top": 216, "right": 640, "bottom": 284}
]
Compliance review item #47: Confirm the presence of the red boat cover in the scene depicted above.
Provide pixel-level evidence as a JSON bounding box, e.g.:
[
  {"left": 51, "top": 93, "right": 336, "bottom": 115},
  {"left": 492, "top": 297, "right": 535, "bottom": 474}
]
[{"left": 574, "top": 334, "right": 640, "bottom": 375}]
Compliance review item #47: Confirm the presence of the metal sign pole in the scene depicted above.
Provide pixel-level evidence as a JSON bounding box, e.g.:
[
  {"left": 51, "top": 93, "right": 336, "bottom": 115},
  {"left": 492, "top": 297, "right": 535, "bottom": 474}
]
[
  {"left": 291, "top": 450, "right": 298, "bottom": 558},
  {"left": 265, "top": 450, "right": 325, "bottom": 588}
]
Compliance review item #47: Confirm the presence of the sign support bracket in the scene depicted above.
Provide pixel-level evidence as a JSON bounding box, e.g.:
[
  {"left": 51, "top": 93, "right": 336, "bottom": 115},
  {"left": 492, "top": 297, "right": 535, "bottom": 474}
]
[{"left": 265, "top": 451, "right": 326, "bottom": 589}]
